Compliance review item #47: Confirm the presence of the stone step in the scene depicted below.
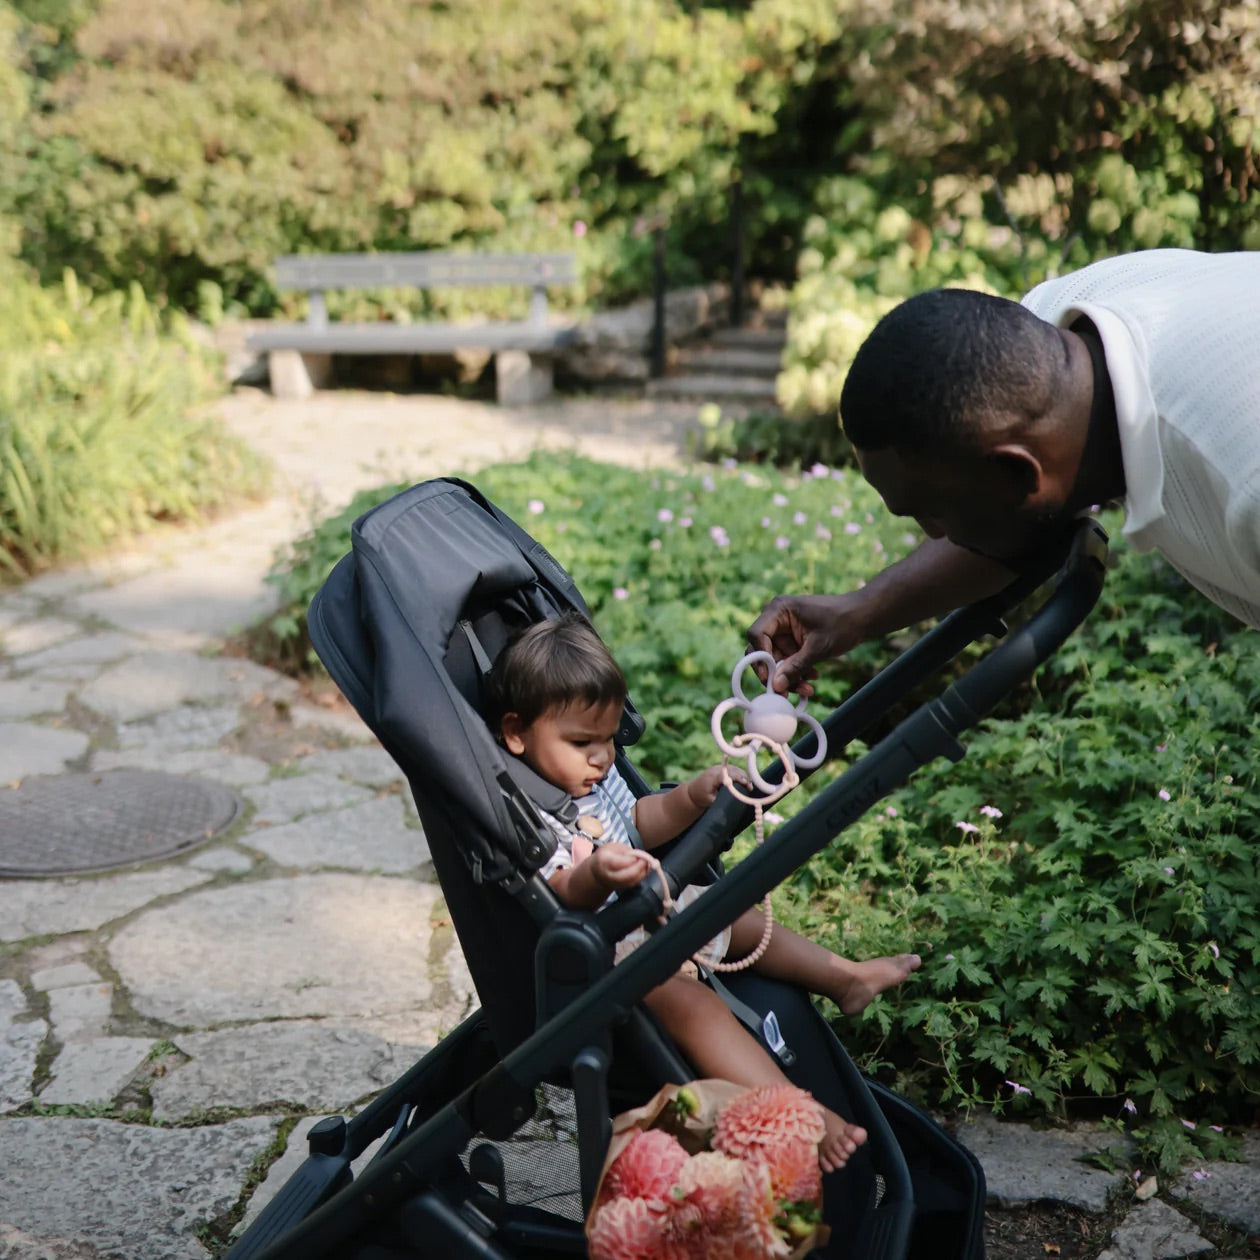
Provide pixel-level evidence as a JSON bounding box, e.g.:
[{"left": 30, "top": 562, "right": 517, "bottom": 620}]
[
  {"left": 674, "top": 346, "right": 783, "bottom": 377},
  {"left": 707, "top": 325, "right": 789, "bottom": 351},
  {"left": 646, "top": 373, "right": 779, "bottom": 404}
]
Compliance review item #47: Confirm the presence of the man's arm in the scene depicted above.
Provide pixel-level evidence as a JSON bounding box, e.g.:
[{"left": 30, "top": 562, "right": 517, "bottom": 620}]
[{"left": 748, "top": 538, "right": 1014, "bottom": 694}]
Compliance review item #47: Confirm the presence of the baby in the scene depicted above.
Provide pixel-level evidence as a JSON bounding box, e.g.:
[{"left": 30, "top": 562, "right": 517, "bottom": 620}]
[{"left": 489, "top": 612, "right": 921, "bottom": 1171}]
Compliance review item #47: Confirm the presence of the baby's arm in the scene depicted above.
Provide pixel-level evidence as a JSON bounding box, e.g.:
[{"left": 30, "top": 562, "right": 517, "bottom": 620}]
[
  {"left": 548, "top": 844, "right": 655, "bottom": 910},
  {"left": 632, "top": 765, "right": 729, "bottom": 847}
]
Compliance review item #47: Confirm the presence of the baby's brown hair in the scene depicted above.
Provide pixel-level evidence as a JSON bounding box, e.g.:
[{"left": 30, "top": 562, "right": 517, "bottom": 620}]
[{"left": 488, "top": 612, "right": 626, "bottom": 728}]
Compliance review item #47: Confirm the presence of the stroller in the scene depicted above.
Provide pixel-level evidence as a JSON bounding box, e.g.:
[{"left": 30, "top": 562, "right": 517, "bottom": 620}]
[{"left": 226, "top": 476, "right": 1107, "bottom": 1260}]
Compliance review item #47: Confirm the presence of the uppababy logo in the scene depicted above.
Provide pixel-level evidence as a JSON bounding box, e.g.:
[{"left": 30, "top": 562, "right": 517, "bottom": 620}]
[{"left": 825, "top": 778, "right": 884, "bottom": 831}]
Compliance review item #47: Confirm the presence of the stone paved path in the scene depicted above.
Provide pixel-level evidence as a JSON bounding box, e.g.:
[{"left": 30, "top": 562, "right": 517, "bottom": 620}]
[{"left": 1, "top": 387, "right": 1257, "bottom": 1258}]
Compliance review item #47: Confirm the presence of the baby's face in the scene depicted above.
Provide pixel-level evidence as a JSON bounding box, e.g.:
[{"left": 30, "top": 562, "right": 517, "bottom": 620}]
[{"left": 502, "top": 699, "right": 621, "bottom": 798}]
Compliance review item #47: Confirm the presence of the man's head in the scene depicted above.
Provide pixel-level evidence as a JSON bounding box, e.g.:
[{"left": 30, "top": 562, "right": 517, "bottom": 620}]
[
  {"left": 841, "top": 288, "right": 1090, "bottom": 561},
  {"left": 488, "top": 613, "right": 627, "bottom": 797}
]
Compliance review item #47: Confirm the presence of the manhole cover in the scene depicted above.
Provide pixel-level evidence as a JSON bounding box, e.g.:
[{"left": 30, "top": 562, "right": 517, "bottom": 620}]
[{"left": 0, "top": 770, "right": 244, "bottom": 878}]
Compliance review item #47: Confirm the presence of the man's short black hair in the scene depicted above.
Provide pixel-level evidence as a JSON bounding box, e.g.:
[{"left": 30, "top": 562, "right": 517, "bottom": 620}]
[{"left": 840, "top": 288, "right": 1066, "bottom": 456}]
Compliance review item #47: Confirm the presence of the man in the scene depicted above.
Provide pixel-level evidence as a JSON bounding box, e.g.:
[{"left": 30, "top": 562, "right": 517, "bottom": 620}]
[{"left": 748, "top": 249, "right": 1260, "bottom": 693}]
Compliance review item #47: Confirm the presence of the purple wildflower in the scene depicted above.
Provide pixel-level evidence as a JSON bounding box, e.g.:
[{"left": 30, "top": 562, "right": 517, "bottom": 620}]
[
  {"left": 844, "top": 522, "right": 861, "bottom": 535},
  {"left": 980, "top": 805, "right": 1003, "bottom": 819},
  {"left": 775, "top": 536, "right": 790, "bottom": 551},
  {"left": 1005, "top": 1081, "right": 1032, "bottom": 1096},
  {"left": 657, "top": 508, "right": 674, "bottom": 523},
  {"left": 527, "top": 499, "right": 545, "bottom": 515},
  {"left": 956, "top": 821, "right": 980, "bottom": 835},
  {"left": 612, "top": 587, "right": 629, "bottom": 601},
  {"left": 1158, "top": 788, "right": 1171, "bottom": 801}
]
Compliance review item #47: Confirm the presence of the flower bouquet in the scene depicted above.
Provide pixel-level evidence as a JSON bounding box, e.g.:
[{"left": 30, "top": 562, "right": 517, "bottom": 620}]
[{"left": 585, "top": 1079, "right": 830, "bottom": 1260}]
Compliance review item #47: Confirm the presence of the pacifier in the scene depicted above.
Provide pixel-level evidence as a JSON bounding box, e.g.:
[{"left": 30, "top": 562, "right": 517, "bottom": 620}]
[{"left": 710, "top": 651, "right": 827, "bottom": 794}]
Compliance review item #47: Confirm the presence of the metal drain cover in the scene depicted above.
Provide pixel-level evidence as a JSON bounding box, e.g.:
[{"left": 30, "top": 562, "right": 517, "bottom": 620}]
[{"left": 0, "top": 770, "right": 244, "bottom": 878}]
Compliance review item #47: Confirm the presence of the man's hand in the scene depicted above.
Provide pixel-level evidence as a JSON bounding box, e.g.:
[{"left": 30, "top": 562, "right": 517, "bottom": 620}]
[{"left": 746, "top": 592, "right": 866, "bottom": 695}]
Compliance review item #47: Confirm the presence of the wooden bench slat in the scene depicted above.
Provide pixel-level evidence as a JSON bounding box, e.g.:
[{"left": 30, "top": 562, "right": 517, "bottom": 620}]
[{"left": 273, "top": 251, "right": 578, "bottom": 291}]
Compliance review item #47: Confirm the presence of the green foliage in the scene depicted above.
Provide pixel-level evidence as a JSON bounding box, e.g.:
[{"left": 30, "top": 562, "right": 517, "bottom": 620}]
[
  {"left": 260, "top": 466, "right": 1260, "bottom": 1173},
  {"left": 0, "top": 260, "right": 268, "bottom": 573},
  {"left": 688, "top": 402, "right": 854, "bottom": 470}
]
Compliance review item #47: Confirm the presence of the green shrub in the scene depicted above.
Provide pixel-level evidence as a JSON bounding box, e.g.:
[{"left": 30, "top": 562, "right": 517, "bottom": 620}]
[
  {"left": 0, "top": 263, "right": 268, "bottom": 574},
  {"left": 258, "top": 456, "right": 1260, "bottom": 1173}
]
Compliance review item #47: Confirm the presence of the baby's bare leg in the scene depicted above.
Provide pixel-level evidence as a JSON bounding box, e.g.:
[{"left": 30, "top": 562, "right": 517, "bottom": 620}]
[
  {"left": 643, "top": 972, "right": 866, "bottom": 1172},
  {"left": 727, "top": 910, "right": 920, "bottom": 1015}
]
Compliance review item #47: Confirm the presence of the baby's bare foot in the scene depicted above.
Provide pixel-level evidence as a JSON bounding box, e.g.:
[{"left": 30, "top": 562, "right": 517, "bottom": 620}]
[
  {"left": 838, "top": 953, "right": 921, "bottom": 1016},
  {"left": 820, "top": 1106, "right": 867, "bottom": 1173}
]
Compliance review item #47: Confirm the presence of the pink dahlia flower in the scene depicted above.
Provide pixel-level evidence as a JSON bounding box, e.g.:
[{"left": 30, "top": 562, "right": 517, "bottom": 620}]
[
  {"left": 589, "top": 1196, "right": 687, "bottom": 1260},
  {"left": 765, "top": 1134, "right": 822, "bottom": 1204},
  {"left": 712, "top": 1085, "right": 825, "bottom": 1164},
  {"left": 672, "top": 1151, "right": 745, "bottom": 1253},
  {"left": 733, "top": 1159, "right": 791, "bottom": 1259},
  {"left": 604, "top": 1128, "right": 689, "bottom": 1205}
]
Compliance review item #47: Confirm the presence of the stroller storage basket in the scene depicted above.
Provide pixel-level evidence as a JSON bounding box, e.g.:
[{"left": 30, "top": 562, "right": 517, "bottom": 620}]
[{"left": 227, "top": 479, "right": 1106, "bottom": 1260}]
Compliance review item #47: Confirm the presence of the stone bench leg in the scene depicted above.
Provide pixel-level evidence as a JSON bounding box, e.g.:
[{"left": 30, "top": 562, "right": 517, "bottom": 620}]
[
  {"left": 268, "top": 350, "right": 334, "bottom": 401},
  {"left": 495, "top": 350, "right": 554, "bottom": 406}
]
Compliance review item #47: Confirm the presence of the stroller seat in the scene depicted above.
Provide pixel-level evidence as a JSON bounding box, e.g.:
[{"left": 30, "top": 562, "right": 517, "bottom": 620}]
[{"left": 227, "top": 477, "right": 1107, "bottom": 1260}]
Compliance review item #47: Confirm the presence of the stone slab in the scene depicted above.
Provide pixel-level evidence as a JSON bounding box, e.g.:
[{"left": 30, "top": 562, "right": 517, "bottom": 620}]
[
  {"left": 0, "top": 616, "right": 83, "bottom": 658},
  {"left": 1098, "top": 1196, "right": 1213, "bottom": 1259},
  {"left": 187, "top": 846, "right": 256, "bottom": 874},
  {"left": 0, "top": 1114, "right": 277, "bottom": 1260},
  {"left": 109, "top": 873, "right": 447, "bottom": 1024},
  {"left": 92, "top": 746, "right": 273, "bottom": 786},
  {"left": 1, "top": 978, "right": 47, "bottom": 1113},
  {"left": 40, "top": 1036, "right": 154, "bottom": 1105},
  {"left": 151, "top": 1021, "right": 408, "bottom": 1120},
  {"left": 955, "top": 1114, "right": 1125, "bottom": 1211},
  {"left": 244, "top": 796, "right": 429, "bottom": 873},
  {"left": 62, "top": 557, "right": 280, "bottom": 640},
  {"left": 294, "top": 745, "right": 404, "bottom": 788},
  {"left": 1170, "top": 1132, "right": 1260, "bottom": 1234},
  {"left": 47, "top": 981, "right": 114, "bottom": 1042},
  {"left": 0, "top": 866, "right": 212, "bottom": 943},
  {"left": 286, "top": 700, "right": 376, "bottom": 743},
  {"left": 115, "top": 704, "right": 243, "bottom": 753},
  {"left": 243, "top": 772, "right": 375, "bottom": 826},
  {"left": 0, "top": 723, "right": 90, "bottom": 783},
  {"left": 78, "top": 651, "right": 297, "bottom": 723},
  {"left": 11, "top": 630, "right": 140, "bottom": 675},
  {"left": 31, "top": 962, "right": 102, "bottom": 991},
  {"left": 0, "top": 677, "right": 72, "bottom": 719}
]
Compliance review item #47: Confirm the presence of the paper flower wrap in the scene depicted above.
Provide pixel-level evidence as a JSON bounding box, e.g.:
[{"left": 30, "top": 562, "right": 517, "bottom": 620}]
[{"left": 585, "top": 1079, "right": 830, "bottom": 1260}]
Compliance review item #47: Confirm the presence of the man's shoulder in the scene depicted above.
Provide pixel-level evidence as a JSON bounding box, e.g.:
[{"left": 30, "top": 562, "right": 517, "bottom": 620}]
[{"left": 1023, "top": 249, "right": 1254, "bottom": 320}]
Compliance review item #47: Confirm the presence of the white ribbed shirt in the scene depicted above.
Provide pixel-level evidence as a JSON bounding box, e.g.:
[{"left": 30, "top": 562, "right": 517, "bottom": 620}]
[{"left": 1022, "top": 249, "right": 1260, "bottom": 629}]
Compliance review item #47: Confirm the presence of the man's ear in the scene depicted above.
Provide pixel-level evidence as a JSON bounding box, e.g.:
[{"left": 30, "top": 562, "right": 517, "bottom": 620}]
[
  {"left": 988, "top": 443, "right": 1045, "bottom": 503},
  {"left": 501, "top": 712, "right": 527, "bottom": 755}
]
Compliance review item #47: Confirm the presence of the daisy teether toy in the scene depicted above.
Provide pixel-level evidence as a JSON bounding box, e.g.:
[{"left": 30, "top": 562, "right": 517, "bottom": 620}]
[
  {"left": 702, "top": 651, "right": 828, "bottom": 972},
  {"left": 710, "top": 651, "right": 827, "bottom": 795}
]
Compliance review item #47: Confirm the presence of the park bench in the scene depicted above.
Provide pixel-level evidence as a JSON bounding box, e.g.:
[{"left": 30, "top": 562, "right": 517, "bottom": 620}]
[{"left": 247, "top": 251, "right": 579, "bottom": 405}]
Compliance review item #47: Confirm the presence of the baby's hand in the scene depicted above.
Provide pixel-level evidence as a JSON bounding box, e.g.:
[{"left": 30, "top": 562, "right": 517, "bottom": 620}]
[
  {"left": 685, "top": 764, "right": 746, "bottom": 809},
  {"left": 588, "top": 844, "right": 653, "bottom": 892}
]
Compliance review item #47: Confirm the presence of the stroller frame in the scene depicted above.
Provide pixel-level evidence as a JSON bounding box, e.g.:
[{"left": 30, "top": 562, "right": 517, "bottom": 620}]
[{"left": 227, "top": 478, "right": 1107, "bottom": 1260}]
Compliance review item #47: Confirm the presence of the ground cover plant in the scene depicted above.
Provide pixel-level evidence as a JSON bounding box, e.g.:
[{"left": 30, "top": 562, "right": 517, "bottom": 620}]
[
  {"left": 0, "top": 260, "right": 268, "bottom": 575},
  {"left": 258, "top": 451, "right": 1260, "bottom": 1174}
]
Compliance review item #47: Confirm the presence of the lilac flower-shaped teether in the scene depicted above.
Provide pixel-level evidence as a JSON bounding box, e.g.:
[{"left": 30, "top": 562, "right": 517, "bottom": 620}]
[{"left": 710, "top": 651, "right": 826, "bottom": 794}]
